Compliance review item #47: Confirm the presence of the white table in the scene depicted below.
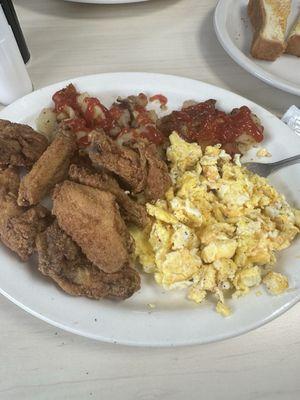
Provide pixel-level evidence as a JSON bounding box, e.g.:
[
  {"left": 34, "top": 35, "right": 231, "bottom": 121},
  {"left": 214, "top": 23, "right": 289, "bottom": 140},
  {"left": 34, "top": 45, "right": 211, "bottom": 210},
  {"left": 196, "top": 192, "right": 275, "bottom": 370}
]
[{"left": 1, "top": 1, "right": 300, "bottom": 399}]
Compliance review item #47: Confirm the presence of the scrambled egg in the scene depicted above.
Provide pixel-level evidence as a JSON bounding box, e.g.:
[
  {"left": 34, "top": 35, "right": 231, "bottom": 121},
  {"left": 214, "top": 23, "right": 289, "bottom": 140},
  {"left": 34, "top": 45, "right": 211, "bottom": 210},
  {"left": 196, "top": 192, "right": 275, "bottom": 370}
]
[
  {"left": 130, "top": 132, "right": 300, "bottom": 316},
  {"left": 256, "top": 148, "right": 272, "bottom": 158}
]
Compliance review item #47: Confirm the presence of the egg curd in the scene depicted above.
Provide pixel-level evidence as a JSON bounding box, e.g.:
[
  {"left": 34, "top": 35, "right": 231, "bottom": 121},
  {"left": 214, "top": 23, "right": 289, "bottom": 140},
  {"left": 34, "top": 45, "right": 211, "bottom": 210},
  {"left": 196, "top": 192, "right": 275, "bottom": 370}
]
[{"left": 130, "top": 132, "right": 300, "bottom": 316}]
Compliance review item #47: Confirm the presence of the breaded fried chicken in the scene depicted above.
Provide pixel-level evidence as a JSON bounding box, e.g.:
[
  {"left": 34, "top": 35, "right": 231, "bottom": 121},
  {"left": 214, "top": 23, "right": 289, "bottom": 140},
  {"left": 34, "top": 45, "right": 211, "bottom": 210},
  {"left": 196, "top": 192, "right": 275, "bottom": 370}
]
[
  {"left": 18, "top": 128, "right": 77, "bottom": 206},
  {"left": 1, "top": 205, "right": 52, "bottom": 261},
  {"left": 88, "top": 131, "right": 171, "bottom": 201},
  {"left": 0, "top": 119, "right": 48, "bottom": 168},
  {"left": 0, "top": 169, "right": 22, "bottom": 231},
  {"left": 0, "top": 169, "right": 52, "bottom": 260},
  {"left": 89, "top": 131, "right": 147, "bottom": 193},
  {"left": 36, "top": 222, "right": 140, "bottom": 300},
  {"left": 134, "top": 142, "right": 171, "bottom": 201},
  {"left": 0, "top": 167, "right": 20, "bottom": 196},
  {"left": 69, "top": 164, "right": 149, "bottom": 228},
  {"left": 52, "top": 181, "right": 134, "bottom": 273}
]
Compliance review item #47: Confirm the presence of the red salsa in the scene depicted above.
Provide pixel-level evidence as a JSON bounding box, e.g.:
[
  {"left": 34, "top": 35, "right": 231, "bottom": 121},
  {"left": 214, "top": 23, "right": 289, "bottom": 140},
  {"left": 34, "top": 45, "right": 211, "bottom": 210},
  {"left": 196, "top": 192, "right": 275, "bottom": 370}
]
[
  {"left": 83, "top": 97, "right": 112, "bottom": 131},
  {"left": 61, "top": 117, "right": 88, "bottom": 132},
  {"left": 77, "top": 135, "right": 91, "bottom": 148},
  {"left": 150, "top": 94, "right": 168, "bottom": 107},
  {"left": 140, "top": 125, "right": 165, "bottom": 145},
  {"left": 52, "top": 84, "right": 80, "bottom": 114},
  {"left": 52, "top": 84, "right": 112, "bottom": 133},
  {"left": 52, "top": 86, "right": 263, "bottom": 154},
  {"left": 159, "top": 99, "right": 264, "bottom": 154}
]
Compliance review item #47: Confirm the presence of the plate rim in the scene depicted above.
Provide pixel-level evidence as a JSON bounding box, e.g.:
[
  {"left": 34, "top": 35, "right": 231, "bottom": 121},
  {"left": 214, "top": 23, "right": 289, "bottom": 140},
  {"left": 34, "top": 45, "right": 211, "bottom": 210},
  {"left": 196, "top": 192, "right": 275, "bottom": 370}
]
[
  {"left": 1, "top": 71, "right": 296, "bottom": 121},
  {"left": 214, "top": 0, "right": 300, "bottom": 97},
  {"left": 64, "top": 0, "right": 148, "bottom": 4},
  {"left": 1, "top": 282, "right": 299, "bottom": 347},
  {"left": 0, "top": 71, "right": 300, "bottom": 347}
]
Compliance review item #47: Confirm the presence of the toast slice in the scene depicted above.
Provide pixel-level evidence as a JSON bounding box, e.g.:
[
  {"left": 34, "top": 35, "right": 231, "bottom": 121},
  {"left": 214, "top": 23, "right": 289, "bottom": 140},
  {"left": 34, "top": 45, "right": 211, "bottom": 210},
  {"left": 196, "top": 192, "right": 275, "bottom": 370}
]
[
  {"left": 248, "top": 0, "right": 291, "bottom": 61},
  {"left": 286, "top": 14, "right": 300, "bottom": 57}
]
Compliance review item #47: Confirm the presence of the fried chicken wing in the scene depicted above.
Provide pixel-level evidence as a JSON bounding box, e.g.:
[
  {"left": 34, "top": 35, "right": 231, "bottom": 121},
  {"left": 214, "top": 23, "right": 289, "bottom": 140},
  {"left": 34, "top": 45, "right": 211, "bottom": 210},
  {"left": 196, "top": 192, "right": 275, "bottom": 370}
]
[
  {"left": 36, "top": 222, "right": 140, "bottom": 300},
  {"left": 0, "top": 170, "right": 52, "bottom": 260},
  {"left": 88, "top": 131, "right": 147, "bottom": 193},
  {"left": 135, "top": 142, "right": 171, "bottom": 201},
  {"left": 1, "top": 205, "right": 52, "bottom": 261},
  {"left": 0, "top": 119, "right": 48, "bottom": 168},
  {"left": 69, "top": 164, "right": 149, "bottom": 228},
  {"left": 70, "top": 150, "right": 95, "bottom": 170},
  {"left": 18, "top": 128, "right": 77, "bottom": 206},
  {"left": 0, "top": 168, "right": 23, "bottom": 231},
  {"left": 52, "top": 181, "right": 134, "bottom": 273},
  {"left": 89, "top": 131, "right": 171, "bottom": 201},
  {"left": 0, "top": 167, "right": 20, "bottom": 196}
]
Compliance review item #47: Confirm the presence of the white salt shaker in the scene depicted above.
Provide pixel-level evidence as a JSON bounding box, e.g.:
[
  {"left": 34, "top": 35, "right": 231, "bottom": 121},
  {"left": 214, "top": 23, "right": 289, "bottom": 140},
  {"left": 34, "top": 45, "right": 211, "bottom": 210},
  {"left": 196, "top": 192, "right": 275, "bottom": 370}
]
[{"left": 0, "top": 5, "right": 32, "bottom": 105}]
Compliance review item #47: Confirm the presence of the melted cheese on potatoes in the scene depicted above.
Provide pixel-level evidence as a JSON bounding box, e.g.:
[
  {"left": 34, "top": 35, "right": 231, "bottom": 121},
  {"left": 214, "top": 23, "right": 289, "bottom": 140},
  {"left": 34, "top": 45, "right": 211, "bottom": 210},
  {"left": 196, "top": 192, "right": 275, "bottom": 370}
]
[{"left": 130, "top": 132, "right": 299, "bottom": 315}]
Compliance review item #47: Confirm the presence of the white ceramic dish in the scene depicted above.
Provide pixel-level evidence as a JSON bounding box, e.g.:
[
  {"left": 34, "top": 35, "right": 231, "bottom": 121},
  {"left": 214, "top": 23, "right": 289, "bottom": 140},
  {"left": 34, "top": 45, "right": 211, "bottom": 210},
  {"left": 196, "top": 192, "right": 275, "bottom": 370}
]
[
  {"left": 64, "top": 0, "right": 148, "bottom": 4},
  {"left": 214, "top": 0, "right": 300, "bottom": 96},
  {"left": 0, "top": 72, "right": 300, "bottom": 347}
]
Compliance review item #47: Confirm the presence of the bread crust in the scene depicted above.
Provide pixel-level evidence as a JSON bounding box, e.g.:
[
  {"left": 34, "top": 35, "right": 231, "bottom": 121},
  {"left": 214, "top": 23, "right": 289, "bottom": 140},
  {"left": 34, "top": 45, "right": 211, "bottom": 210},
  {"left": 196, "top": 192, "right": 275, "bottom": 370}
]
[
  {"left": 248, "top": 0, "right": 289, "bottom": 61},
  {"left": 286, "top": 34, "right": 300, "bottom": 56},
  {"left": 286, "top": 15, "right": 300, "bottom": 57}
]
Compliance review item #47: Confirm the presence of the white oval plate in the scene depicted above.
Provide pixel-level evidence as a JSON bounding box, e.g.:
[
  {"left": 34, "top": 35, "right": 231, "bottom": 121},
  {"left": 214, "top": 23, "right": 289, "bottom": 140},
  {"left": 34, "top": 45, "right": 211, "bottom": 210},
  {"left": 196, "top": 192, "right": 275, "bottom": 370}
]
[
  {"left": 214, "top": 0, "right": 300, "bottom": 96},
  {"left": 0, "top": 72, "right": 300, "bottom": 347},
  {"left": 64, "top": 0, "right": 148, "bottom": 4}
]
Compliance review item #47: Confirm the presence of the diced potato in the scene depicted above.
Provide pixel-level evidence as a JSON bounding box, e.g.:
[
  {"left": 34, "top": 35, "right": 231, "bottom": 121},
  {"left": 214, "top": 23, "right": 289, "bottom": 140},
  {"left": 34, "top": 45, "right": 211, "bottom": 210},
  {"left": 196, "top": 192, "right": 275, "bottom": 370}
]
[{"left": 36, "top": 107, "right": 57, "bottom": 141}]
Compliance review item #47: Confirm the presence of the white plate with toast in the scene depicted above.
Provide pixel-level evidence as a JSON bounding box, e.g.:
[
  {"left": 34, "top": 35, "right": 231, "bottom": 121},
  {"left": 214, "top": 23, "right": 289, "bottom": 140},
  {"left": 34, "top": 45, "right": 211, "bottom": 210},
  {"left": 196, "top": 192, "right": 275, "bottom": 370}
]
[
  {"left": 214, "top": 0, "right": 300, "bottom": 96},
  {"left": 0, "top": 72, "right": 300, "bottom": 347}
]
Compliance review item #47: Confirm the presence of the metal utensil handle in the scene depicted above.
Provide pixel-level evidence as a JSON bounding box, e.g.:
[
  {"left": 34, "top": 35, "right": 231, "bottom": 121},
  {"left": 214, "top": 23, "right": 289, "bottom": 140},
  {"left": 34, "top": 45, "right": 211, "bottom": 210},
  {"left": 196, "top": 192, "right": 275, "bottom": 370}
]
[{"left": 270, "top": 154, "right": 300, "bottom": 173}]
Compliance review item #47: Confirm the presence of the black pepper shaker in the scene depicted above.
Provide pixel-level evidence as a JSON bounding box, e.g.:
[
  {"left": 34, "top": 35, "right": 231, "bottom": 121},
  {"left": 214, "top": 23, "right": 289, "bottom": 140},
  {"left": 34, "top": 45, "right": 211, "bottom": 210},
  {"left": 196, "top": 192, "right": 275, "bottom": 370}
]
[{"left": 0, "top": 0, "right": 30, "bottom": 64}]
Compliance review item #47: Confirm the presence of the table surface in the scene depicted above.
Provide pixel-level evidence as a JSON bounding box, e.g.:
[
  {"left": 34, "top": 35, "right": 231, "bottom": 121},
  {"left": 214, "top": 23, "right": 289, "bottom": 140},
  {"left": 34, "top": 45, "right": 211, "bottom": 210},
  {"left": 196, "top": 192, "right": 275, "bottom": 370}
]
[{"left": 1, "top": 0, "right": 300, "bottom": 399}]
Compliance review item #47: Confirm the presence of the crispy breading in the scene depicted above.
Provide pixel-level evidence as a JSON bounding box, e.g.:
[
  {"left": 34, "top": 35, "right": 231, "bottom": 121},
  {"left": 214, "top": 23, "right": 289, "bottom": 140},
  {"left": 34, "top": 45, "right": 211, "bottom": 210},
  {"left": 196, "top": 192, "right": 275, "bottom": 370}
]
[
  {"left": 18, "top": 128, "right": 77, "bottom": 206},
  {"left": 1, "top": 205, "right": 52, "bottom": 261},
  {"left": 0, "top": 167, "right": 20, "bottom": 196},
  {"left": 0, "top": 119, "right": 48, "bottom": 168},
  {"left": 88, "top": 131, "right": 147, "bottom": 193},
  {"left": 52, "top": 181, "right": 134, "bottom": 273},
  {"left": 70, "top": 151, "right": 95, "bottom": 170},
  {"left": 0, "top": 193, "right": 23, "bottom": 233},
  {"left": 69, "top": 164, "right": 149, "bottom": 228},
  {"left": 0, "top": 170, "right": 52, "bottom": 260},
  {"left": 135, "top": 142, "right": 171, "bottom": 201},
  {"left": 88, "top": 131, "right": 171, "bottom": 200},
  {"left": 36, "top": 222, "right": 140, "bottom": 300},
  {"left": 0, "top": 168, "right": 23, "bottom": 230}
]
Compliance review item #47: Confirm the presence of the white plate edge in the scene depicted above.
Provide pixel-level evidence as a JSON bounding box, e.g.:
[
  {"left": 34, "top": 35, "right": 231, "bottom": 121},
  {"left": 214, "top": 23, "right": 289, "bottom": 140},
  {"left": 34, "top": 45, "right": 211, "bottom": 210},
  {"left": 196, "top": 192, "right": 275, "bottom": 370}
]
[
  {"left": 214, "top": 0, "right": 300, "bottom": 97},
  {"left": 0, "top": 71, "right": 300, "bottom": 347}
]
